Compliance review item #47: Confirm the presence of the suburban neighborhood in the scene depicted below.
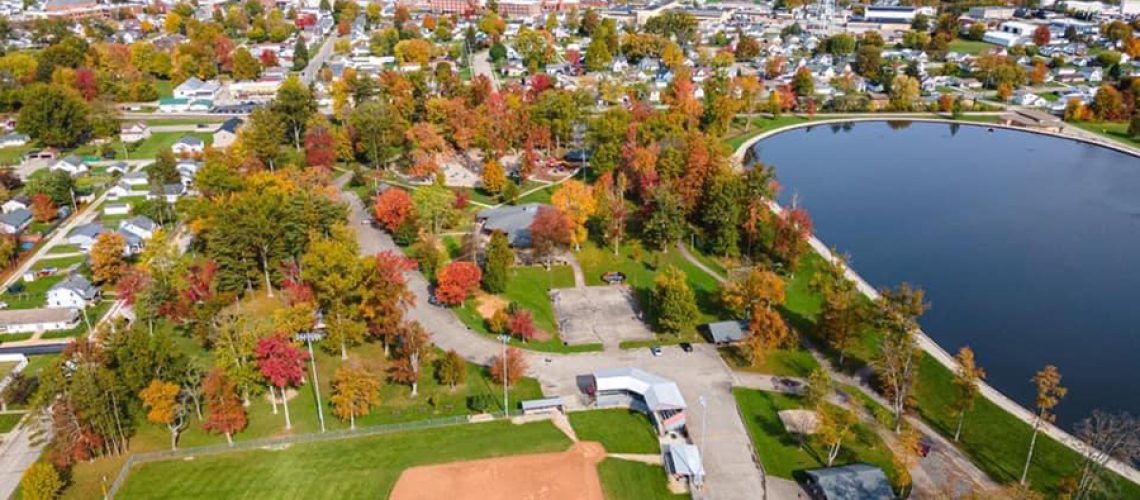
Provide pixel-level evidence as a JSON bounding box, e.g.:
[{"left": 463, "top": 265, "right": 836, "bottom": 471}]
[{"left": 0, "top": 0, "right": 1135, "bottom": 498}]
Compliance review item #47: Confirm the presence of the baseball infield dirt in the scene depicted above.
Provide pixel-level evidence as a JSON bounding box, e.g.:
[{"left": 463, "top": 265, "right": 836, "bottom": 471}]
[{"left": 390, "top": 441, "right": 606, "bottom": 500}]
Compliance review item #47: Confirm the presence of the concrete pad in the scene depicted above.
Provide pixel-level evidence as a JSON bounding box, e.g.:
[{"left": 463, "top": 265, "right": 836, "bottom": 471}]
[{"left": 551, "top": 285, "right": 655, "bottom": 348}]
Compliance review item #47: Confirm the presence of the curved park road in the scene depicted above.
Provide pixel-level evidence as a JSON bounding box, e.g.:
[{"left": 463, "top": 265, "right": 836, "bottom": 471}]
[{"left": 336, "top": 177, "right": 767, "bottom": 499}]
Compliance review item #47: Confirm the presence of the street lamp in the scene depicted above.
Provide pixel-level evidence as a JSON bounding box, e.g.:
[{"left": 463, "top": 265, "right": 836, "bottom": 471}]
[
  {"left": 698, "top": 396, "right": 708, "bottom": 460},
  {"left": 297, "top": 327, "right": 327, "bottom": 433},
  {"left": 498, "top": 334, "right": 510, "bottom": 418}
]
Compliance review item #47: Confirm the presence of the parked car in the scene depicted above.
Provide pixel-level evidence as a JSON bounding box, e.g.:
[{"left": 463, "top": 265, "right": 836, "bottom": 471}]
[
  {"left": 650, "top": 346, "right": 663, "bottom": 357},
  {"left": 918, "top": 436, "right": 935, "bottom": 457},
  {"left": 679, "top": 342, "right": 693, "bottom": 353}
]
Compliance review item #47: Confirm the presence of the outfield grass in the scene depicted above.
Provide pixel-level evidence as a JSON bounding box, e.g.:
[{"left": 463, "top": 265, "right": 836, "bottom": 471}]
[
  {"left": 733, "top": 388, "right": 898, "bottom": 486},
  {"left": 597, "top": 459, "right": 686, "bottom": 500},
  {"left": 948, "top": 39, "right": 999, "bottom": 55},
  {"left": 568, "top": 409, "right": 660, "bottom": 454},
  {"left": 116, "top": 420, "right": 572, "bottom": 499}
]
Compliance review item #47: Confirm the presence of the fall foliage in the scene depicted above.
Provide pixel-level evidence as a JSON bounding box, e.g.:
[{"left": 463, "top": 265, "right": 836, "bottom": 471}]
[
  {"left": 490, "top": 347, "right": 527, "bottom": 387},
  {"left": 434, "top": 261, "right": 482, "bottom": 306},
  {"left": 91, "top": 232, "right": 127, "bottom": 284}
]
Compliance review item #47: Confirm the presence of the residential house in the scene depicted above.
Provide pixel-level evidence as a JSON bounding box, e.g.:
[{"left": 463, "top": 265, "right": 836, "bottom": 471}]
[
  {"left": 173, "top": 77, "right": 221, "bottom": 101},
  {"left": 119, "top": 122, "right": 152, "bottom": 143},
  {"left": 2, "top": 196, "right": 29, "bottom": 214},
  {"left": 212, "top": 118, "right": 243, "bottom": 149},
  {"left": 475, "top": 203, "right": 548, "bottom": 248},
  {"left": 103, "top": 203, "right": 130, "bottom": 216},
  {"left": 0, "top": 209, "right": 31, "bottom": 235},
  {"left": 147, "top": 183, "right": 186, "bottom": 203},
  {"left": 106, "top": 162, "right": 129, "bottom": 175},
  {"left": 121, "top": 171, "right": 149, "bottom": 188},
  {"left": 0, "top": 133, "right": 29, "bottom": 147},
  {"left": 47, "top": 274, "right": 98, "bottom": 309},
  {"left": 171, "top": 135, "right": 205, "bottom": 156},
  {"left": 66, "top": 223, "right": 108, "bottom": 250},
  {"left": 50, "top": 155, "right": 89, "bottom": 176},
  {"left": 176, "top": 160, "right": 200, "bottom": 186},
  {"left": 119, "top": 216, "right": 157, "bottom": 240},
  {"left": 0, "top": 308, "right": 80, "bottom": 334}
]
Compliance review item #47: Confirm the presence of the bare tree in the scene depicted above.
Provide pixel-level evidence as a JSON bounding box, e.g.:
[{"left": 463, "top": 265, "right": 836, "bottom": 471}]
[{"left": 1073, "top": 410, "right": 1140, "bottom": 499}]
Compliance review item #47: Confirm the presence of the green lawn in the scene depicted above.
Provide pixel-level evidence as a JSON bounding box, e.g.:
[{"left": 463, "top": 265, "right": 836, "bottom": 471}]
[
  {"left": 597, "top": 459, "right": 686, "bottom": 500},
  {"left": 2, "top": 274, "right": 65, "bottom": 309},
  {"left": 1070, "top": 121, "right": 1140, "bottom": 148},
  {"left": 31, "top": 255, "right": 86, "bottom": 271},
  {"left": 948, "top": 39, "right": 998, "bottom": 55},
  {"left": 733, "top": 388, "right": 899, "bottom": 486},
  {"left": 719, "top": 345, "right": 821, "bottom": 378},
  {"left": 724, "top": 116, "right": 821, "bottom": 150},
  {"left": 22, "top": 354, "right": 58, "bottom": 376},
  {"left": 154, "top": 79, "right": 173, "bottom": 99},
  {"left": 0, "top": 145, "right": 34, "bottom": 166},
  {"left": 75, "top": 132, "right": 213, "bottom": 160},
  {"left": 46, "top": 244, "right": 82, "bottom": 255},
  {"left": 914, "top": 355, "right": 1140, "bottom": 497},
  {"left": 568, "top": 409, "right": 660, "bottom": 454},
  {"left": 0, "top": 413, "right": 23, "bottom": 433},
  {"left": 116, "top": 420, "right": 572, "bottom": 499}
]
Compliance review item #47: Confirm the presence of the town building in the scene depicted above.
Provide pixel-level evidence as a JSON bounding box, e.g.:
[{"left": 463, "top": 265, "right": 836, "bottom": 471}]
[
  {"left": 475, "top": 203, "right": 549, "bottom": 248},
  {"left": 212, "top": 118, "right": 244, "bottom": 149},
  {"left": 47, "top": 274, "right": 99, "bottom": 309},
  {"left": 590, "top": 368, "right": 687, "bottom": 435},
  {"left": 800, "top": 463, "right": 894, "bottom": 500},
  {"left": 0, "top": 308, "right": 80, "bottom": 334}
]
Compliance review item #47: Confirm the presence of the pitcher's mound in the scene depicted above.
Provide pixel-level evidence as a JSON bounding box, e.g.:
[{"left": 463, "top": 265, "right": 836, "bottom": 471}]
[{"left": 390, "top": 441, "right": 606, "bottom": 500}]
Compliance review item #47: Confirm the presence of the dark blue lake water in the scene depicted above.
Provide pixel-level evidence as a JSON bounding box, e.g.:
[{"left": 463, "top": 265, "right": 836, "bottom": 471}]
[{"left": 748, "top": 121, "right": 1140, "bottom": 426}]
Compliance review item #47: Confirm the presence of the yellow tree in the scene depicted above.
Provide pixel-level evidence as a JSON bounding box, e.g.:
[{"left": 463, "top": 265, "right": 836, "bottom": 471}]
[
  {"left": 330, "top": 362, "right": 380, "bottom": 429},
  {"left": 1022, "top": 365, "right": 1066, "bottom": 484},
  {"left": 139, "top": 379, "right": 186, "bottom": 450},
  {"left": 816, "top": 401, "right": 859, "bottom": 466},
  {"left": 91, "top": 232, "right": 127, "bottom": 284},
  {"left": 481, "top": 159, "right": 506, "bottom": 195},
  {"left": 550, "top": 179, "right": 596, "bottom": 251},
  {"left": 950, "top": 346, "right": 986, "bottom": 442},
  {"left": 720, "top": 267, "right": 784, "bottom": 319}
]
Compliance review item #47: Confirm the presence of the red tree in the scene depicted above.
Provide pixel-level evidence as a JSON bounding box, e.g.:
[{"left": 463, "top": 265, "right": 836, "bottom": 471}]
[
  {"left": 304, "top": 125, "right": 337, "bottom": 168},
  {"left": 259, "top": 50, "right": 279, "bottom": 67},
  {"left": 772, "top": 207, "right": 814, "bottom": 270},
  {"left": 507, "top": 309, "right": 536, "bottom": 341},
  {"left": 529, "top": 206, "right": 572, "bottom": 263},
  {"left": 183, "top": 260, "right": 218, "bottom": 304},
  {"left": 280, "top": 261, "right": 315, "bottom": 306},
  {"left": 565, "top": 49, "right": 581, "bottom": 68},
  {"left": 255, "top": 333, "right": 308, "bottom": 429},
  {"left": 489, "top": 347, "right": 528, "bottom": 386},
  {"left": 202, "top": 368, "right": 247, "bottom": 446},
  {"left": 30, "top": 193, "right": 57, "bottom": 222},
  {"left": 373, "top": 188, "right": 414, "bottom": 232},
  {"left": 74, "top": 67, "right": 99, "bottom": 101},
  {"left": 116, "top": 268, "right": 151, "bottom": 305},
  {"left": 434, "top": 261, "right": 481, "bottom": 306},
  {"left": 1033, "top": 25, "right": 1051, "bottom": 47}
]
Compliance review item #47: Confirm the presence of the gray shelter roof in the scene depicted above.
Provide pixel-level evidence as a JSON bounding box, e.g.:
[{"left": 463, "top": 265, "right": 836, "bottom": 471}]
[
  {"left": 704, "top": 320, "right": 746, "bottom": 343},
  {"left": 521, "top": 397, "right": 565, "bottom": 411},
  {"left": 70, "top": 223, "right": 107, "bottom": 239},
  {"left": 593, "top": 367, "right": 686, "bottom": 411},
  {"left": 175, "top": 135, "right": 204, "bottom": 147},
  {"left": 802, "top": 463, "right": 894, "bottom": 500},
  {"left": 476, "top": 203, "right": 547, "bottom": 248},
  {"left": 664, "top": 443, "right": 705, "bottom": 477},
  {"left": 0, "top": 307, "right": 78, "bottom": 327}
]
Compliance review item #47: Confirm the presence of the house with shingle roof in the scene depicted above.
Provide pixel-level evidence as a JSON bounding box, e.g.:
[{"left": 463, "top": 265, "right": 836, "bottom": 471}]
[{"left": 47, "top": 274, "right": 99, "bottom": 309}]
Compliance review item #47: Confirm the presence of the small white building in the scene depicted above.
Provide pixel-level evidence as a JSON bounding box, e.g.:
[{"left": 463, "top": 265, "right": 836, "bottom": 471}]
[
  {"left": 50, "top": 155, "right": 90, "bottom": 176},
  {"left": 0, "top": 209, "right": 32, "bottom": 235},
  {"left": 0, "top": 133, "right": 29, "bottom": 148},
  {"left": 119, "top": 216, "right": 157, "bottom": 240},
  {"left": 171, "top": 136, "right": 206, "bottom": 156},
  {"left": 120, "top": 122, "right": 152, "bottom": 143},
  {"left": 103, "top": 203, "right": 131, "bottom": 216},
  {"left": 173, "top": 77, "right": 222, "bottom": 101}
]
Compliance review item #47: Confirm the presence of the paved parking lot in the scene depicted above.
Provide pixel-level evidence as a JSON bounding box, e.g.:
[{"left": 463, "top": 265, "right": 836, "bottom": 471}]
[{"left": 551, "top": 286, "right": 655, "bottom": 348}]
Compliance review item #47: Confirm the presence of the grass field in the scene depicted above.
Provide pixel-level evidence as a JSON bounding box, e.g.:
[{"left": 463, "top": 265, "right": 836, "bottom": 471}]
[
  {"left": 73, "top": 132, "right": 213, "bottom": 160},
  {"left": 46, "top": 244, "right": 82, "bottom": 255},
  {"left": 719, "top": 345, "right": 821, "bottom": 378},
  {"left": 154, "top": 79, "right": 173, "bottom": 99},
  {"left": 0, "top": 145, "right": 34, "bottom": 166},
  {"left": 0, "top": 413, "right": 23, "bottom": 433},
  {"left": 116, "top": 421, "right": 573, "bottom": 499},
  {"left": 30, "top": 255, "right": 86, "bottom": 272},
  {"left": 1070, "top": 121, "right": 1140, "bottom": 148},
  {"left": 948, "top": 39, "right": 998, "bottom": 55},
  {"left": 568, "top": 409, "right": 661, "bottom": 454},
  {"left": 2, "top": 274, "right": 65, "bottom": 309},
  {"left": 41, "top": 300, "right": 114, "bottom": 339},
  {"left": 733, "top": 388, "right": 898, "bottom": 486},
  {"left": 597, "top": 459, "right": 686, "bottom": 499}
]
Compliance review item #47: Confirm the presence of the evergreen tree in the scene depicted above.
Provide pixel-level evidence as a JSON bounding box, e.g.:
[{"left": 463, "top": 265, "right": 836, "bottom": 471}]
[
  {"left": 702, "top": 171, "right": 744, "bottom": 257},
  {"left": 642, "top": 186, "right": 686, "bottom": 250},
  {"left": 292, "top": 36, "right": 309, "bottom": 71},
  {"left": 653, "top": 265, "right": 698, "bottom": 334},
  {"left": 482, "top": 231, "right": 513, "bottom": 293},
  {"left": 148, "top": 149, "right": 181, "bottom": 186}
]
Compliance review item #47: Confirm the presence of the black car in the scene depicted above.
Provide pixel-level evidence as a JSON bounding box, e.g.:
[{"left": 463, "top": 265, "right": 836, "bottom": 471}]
[{"left": 679, "top": 342, "right": 693, "bottom": 353}]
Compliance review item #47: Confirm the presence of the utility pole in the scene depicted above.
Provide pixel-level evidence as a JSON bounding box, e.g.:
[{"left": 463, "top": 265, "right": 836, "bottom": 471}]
[
  {"left": 498, "top": 334, "right": 510, "bottom": 417},
  {"left": 298, "top": 314, "right": 327, "bottom": 433}
]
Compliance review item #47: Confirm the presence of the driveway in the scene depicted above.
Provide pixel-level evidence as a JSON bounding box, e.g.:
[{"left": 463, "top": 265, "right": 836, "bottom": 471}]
[{"left": 336, "top": 176, "right": 768, "bottom": 499}]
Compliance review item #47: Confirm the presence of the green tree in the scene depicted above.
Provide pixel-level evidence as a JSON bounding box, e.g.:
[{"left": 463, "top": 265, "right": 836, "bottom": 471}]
[
  {"left": 642, "top": 186, "right": 686, "bottom": 250},
  {"left": 482, "top": 230, "right": 513, "bottom": 293},
  {"left": 411, "top": 183, "right": 454, "bottom": 234},
  {"left": 585, "top": 33, "right": 612, "bottom": 72},
  {"left": 702, "top": 171, "right": 743, "bottom": 257},
  {"left": 291, "top": 36, "right": 309, "bottom": 71},
  {"left": 301, "top": 229, "right": 368, "bottom": 359},
  {"left": 241, "top": 107, "right": 285, "bottom": 170},
  {"left": 889, "top": 74, "right": 920, "bottom": 111},
  {"left": 17, "top": 83, "right": 90, "bottom": 148},
  {"left": 792, "top": 66, "right": 814, "bottom": 97},
  {"left": 349, "top": 100, "right": 408, "bottom": 167},
  {"left": 653, "top": 265, "right": 698, "bottom": 334},
  {"left": 25, "top": 169, "right": 74, "bottom": 207},
  {"left": 412, "top": 236, "right": 445, "bottom": 282},
  {"left": 149, "top": 149, "right": 181, "bottom": 186},
  {"left": 231, "top": 47, "right": 261, "bottom": 80},
  {"left": 436, "top": 349, "right": 466, "bottom": 388},
  {"left": 873, "top": 283, "right": 928, "bottom": 432},
  {"left": 271, "top": 75, "right": 317, "bottom": 148}
]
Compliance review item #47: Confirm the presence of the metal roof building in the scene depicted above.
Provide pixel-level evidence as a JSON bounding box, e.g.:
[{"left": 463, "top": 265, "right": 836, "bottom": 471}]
[
  {"left": 801, "top": 463, "right": 894, "bottom": 500},
  {"left": 591, "top": 368, "right": 687, "bottom": 434}
]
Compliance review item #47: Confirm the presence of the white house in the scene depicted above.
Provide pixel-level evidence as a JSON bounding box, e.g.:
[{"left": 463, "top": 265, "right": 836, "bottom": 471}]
[
  {"left": 47, "top": 274, "right": 99, "bottom": 309},
  {"left": 171, "top": 136, "right": 205, "bottom": 156},
  {"left": 0, "top": 308, "right": 80, "bottom": 334},
  {"left": 121, "top": 171, "right": 149, "bottom": 188},
  {"left": 2, "top": 196, "right": 29, "bottom": 214},
  {"left": 0, "top": 133, "right": 29, "bottom": 148},
  {"left": 0, "top": 209, "right": 32, "bottom": 235},
  {"left": 147, "top": 183, "right": 186, "bottom": 203},
  {"left": 176, "top": 161, "right": 200, "bottom": 186},
  {"left": 119, "top": 122, "right": 152, "bottom": 143},
  {"left": 212, "top": 118, "right": 243, "bottom": 149},
  {"left": 50, "top": 156, "right": 89, "bottom": 176},
  {"left": 67, "top": 223, "right": 108, "bottom": 250},
  {"left": 119, "top": 216, "right": 157, "bottom": 240},
  {"left": 173, "top": 77, "right": 221, "bottom": 101},
  {"left": 103, "top": 203, "right": 130, "bottom": 216}
]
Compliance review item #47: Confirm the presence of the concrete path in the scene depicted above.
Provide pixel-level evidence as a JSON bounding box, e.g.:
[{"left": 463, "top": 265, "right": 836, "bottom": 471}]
[
  {"left": 677, "top": 242, "right": 725, "bottom": 282},
  {"left": 471, "top": 50, "right": 498, "bottom": 90},
  {"left": 0, "top": 416, "right": 46, "bottom": 499},
  {"left": 607, "top": 453, "right": 662, "bottom": 465},
  {"left": 335, "top": 174, "right": 767, "bottom": 499},
  {"left": 565, "top": 253, "right": 586, "bottom": 288}
]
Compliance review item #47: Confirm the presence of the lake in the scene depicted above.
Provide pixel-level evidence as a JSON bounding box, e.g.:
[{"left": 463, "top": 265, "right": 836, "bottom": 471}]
[{"left": 747, "top": 121, "right": 1140, "bottom": 426}]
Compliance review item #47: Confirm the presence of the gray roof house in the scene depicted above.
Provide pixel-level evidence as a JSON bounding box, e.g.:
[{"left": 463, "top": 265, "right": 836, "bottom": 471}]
[
  {"left": 702, "top": 320, "right": 747, "bottom": 344},
  {"left": 475, "top": 203, "right": 548, "bottom": 248},
  {"left": 67, "top": 223, "right": 108, "bottom": 249},
  {"left": 47, "top": 274, "right": 99, "bottom": 309},
  {"left": 0, "top": 208, "right": 32, "bottom": 235},
  {"left": 801, "top": 463, "right": 894, "bottom": 500}
]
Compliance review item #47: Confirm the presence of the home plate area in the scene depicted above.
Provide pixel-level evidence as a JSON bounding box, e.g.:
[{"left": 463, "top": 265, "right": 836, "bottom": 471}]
[{"left": 389, "top": 442, "right": 606, "bottom": 500}]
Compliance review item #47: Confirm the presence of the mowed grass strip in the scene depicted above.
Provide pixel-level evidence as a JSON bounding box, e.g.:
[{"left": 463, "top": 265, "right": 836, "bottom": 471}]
[
  {"left": 568, "top": 409, "right": 661, "bottom": 454},
  {"left": 117, "top": 420, "right": 572, "bottom": 499},
  {"left": 597, "top": 459, "right": 687, "bottom": 500}
]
